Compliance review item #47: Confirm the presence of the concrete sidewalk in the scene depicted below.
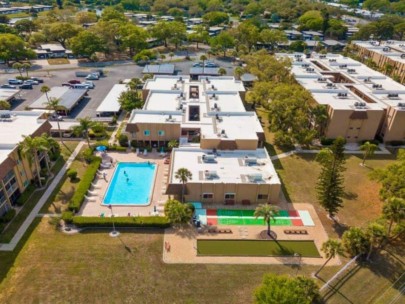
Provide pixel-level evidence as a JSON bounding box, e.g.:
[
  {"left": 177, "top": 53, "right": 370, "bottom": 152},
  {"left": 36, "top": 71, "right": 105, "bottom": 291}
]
[{"left": 0, "top": 141, "right": 85, "bottom": 252}]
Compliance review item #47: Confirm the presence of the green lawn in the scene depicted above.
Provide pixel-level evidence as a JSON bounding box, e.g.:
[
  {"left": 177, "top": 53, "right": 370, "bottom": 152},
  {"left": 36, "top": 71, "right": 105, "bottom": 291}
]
[{"left": 197, "top": 240, "right": 320, "bottom": 257}]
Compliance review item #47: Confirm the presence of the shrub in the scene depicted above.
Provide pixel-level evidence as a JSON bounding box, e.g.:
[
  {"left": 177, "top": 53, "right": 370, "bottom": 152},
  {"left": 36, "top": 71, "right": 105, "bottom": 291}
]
[
  {"left": 16, "top": 76, "right": 29, "bottom": 80},
  {"left": 130, "top": 140, "right": 138, "bottom": 148},
  {"left": 72, "top": 216, "right": 171, "bottom": 228},
  {"left": 68, "top": 157, "right": 102, "bottom": 213},
  {"left": 16, "top": 183, "right": 35, "bottom": 206},
  {"left": 92, "top": 140, "right": 109, "bottom": 149},
  {"left": 67, "top": 169, "right": 78, "bottom": 181},
  {"left": 0, "top": 208, "right": 16, "bottom": 223},
  {"left": 361, "top": 139, "right": 380, "bottom": 145},
  {"left": 118, "top": 134, "right": 129, "bottom": 147},
  {"left": 82, "top": 147, "right": 95, "bottom": 163},
  {"left": 320, "top": 137, "right": 335, "bottom": 146},
  {"left": 62, "top": 211, "right": 74, "bottom": 224}
]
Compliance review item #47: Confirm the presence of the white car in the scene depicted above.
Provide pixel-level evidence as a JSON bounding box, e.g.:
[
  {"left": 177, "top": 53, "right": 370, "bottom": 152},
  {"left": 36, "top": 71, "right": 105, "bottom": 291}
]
[
  {"left": 83, "top": 81, "right": 95, "bottom": 89},
  {"left": 23, "top": 80, "right": 39, "bottom": 85},
  {"left": 86, "top": 73, "right": 99, "bottom": 80}
]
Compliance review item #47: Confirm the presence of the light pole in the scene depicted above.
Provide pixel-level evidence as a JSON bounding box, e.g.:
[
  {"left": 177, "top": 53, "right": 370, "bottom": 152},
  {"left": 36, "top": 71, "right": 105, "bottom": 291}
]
[
  {"left": 108, "top": 204, "right": 119, "bottom": 237},
  {"left": 294, "top": 253, "right": 302, "bottom": 276}
]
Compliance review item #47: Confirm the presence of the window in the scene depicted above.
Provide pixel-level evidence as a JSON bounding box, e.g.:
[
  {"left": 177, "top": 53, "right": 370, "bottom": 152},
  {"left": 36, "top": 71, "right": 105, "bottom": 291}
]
[
  {"left": 144, "top": 130, "right": 150, "bottom": 136},
  {"left": 158, "top": 130, "right": 165, "bottom": 136},
  {"left": 202, "top": 193, "right": 213, "bottom": 199},
  {"left": 224, "top": 193, "right": 235, "bottom": 200},
  {"left": 257, "top": 194, "right": 268, "bottom": 200},
  {"left": 23, "top": 180, "right": 30, "bottom": 188}
]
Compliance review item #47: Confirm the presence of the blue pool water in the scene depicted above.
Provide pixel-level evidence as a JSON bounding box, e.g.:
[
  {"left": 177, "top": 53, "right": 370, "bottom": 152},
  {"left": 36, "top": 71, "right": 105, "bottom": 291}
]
[{"left": 103, "top": 162, "right": 156, "bottom": 205}]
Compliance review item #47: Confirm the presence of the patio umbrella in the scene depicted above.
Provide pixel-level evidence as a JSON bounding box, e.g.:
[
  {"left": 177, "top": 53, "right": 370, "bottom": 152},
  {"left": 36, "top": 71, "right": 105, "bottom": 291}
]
[{"left": 96, "top": 145, "right": 107, "bottom": 152}]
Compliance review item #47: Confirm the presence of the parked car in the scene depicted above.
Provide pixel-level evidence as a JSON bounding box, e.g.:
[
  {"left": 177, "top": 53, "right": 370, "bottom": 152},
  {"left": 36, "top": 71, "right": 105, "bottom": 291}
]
[
  {"left": 71, "top": 84, "right": 89, "bottom": 89},
  {"left": 1, "top": 84, "right": 16, "bottom": 89},
  {"left": 19, "top": 83, "right": 33, "bottom": 89},
  {"left": 30, "top": 77, "right": 44, "bottom": 83},
  {"left": 86, "top": 73, "right": 99, "bottom": 80},
  {"left": 75, "top": 71, "right": 90, "bottom": 77},
  {"left": 61, "top": 83, "right": 72, "bottom": 87},
  {"left": 205, "top": 62, "right": 219, "bottom": 67},
  {"left": 68, "top": 79, "right": 81, "bottom": 84},
  {"left": 23, "top": 80, "right": 39, "bottom": 85},
  {"left": 193, "top": 62, "right": 203, "bottom": 67},
  {"left": 8, "top": 79, "right": 23, "bottom": 85},
  {"left": 49, "top": 114, "right": 64, "bottom": 121},
  {"left": 83, "top": 81, "right": 95, "bottom": 89}
]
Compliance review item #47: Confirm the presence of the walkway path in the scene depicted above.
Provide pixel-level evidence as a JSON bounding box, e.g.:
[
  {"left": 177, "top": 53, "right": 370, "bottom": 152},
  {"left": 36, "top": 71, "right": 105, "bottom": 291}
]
[
  {"left": 108, "top": 112, "right": 127, "bottom": 146},
  {"left": 0, "top": 141, "right": 85, "bottom": 252}
]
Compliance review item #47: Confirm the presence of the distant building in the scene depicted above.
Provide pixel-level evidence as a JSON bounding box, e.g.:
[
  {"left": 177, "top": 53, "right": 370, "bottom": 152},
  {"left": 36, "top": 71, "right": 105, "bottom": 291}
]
[
  {"left": 35, "top": 44, "right": 73, "bottom": 59},
  {"left": 142, "top": 64, "right": 175, "bottom": 75}
]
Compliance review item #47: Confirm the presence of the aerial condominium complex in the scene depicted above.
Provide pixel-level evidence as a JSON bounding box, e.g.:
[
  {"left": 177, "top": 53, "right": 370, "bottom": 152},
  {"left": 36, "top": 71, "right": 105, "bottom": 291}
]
[
  {"left": 278, "top": 53, "right": 405, "bottom": 143},
  {"left": 126, "top": 76, "right": 281, "bottom": 204},
  {"left": 352, "top": 40, "right": 405, "bottom": 84},
  {"left": 0, "top": 111, "right": 51, "bottom": 215}
]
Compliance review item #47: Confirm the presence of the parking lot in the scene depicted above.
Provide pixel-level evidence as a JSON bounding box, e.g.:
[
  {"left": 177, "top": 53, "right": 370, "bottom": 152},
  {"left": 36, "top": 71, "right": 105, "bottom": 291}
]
[{"left": 0, "top": 56, "right": 235, "bottom": 119}]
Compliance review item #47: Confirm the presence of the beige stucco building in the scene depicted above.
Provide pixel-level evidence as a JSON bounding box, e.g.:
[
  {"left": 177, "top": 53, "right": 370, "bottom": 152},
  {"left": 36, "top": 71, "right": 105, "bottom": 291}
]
[
  {"left": 0, "top": 111, "right": 51, "bottom": 215},
  {"left": 279, "top": 53, "right": 405, "bottom": 143}
]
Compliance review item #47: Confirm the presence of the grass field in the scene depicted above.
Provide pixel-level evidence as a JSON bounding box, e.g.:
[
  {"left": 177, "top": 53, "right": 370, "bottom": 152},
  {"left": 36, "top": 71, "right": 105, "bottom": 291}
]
[
  {"left": 0, "top": 220, "right": 324, "bottom": 303},
  {"left": 197, "top": 240, "right": 320, "bottom": 257},
  {"left": 276, "top": 153, "right": 397, "bottom": 237},
  {"left": 47, "top": 58, "right": 70, "bottom": 65}
]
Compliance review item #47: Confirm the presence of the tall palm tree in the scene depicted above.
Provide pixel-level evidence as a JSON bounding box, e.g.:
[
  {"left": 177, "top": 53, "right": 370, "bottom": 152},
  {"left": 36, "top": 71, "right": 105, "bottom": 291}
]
[
  {"left": 19, "top": 136, "right": 49, "bottom": 187},
  {"left": 12, "top": 62, "right": 23, "bottom": 78},
  {"left": 382, "top": 197, "right": 405, "bottom": 237},
  {"left": 168, "top": 139, "right": 179, "bottom": 151},
  {"left": 365, "top": 222, "right": 386, "bottom": 261},
  {"left": 44, "top": 97, "right": 64, "bottom": 142},
  {"left": 40, "top": 85, "right": 51, "bottom": 102},
  {"left": 72, "top": 117, "right": 94, "bottom": 146},
  {"left": 218, "top": 67, "right": 227, "bottom": 76},
  {"left": 360, "top": 141, "right": 378, "bottom": 166},
  {"left": 315, "top": 239, "right": 344, "bottom": 276},
  {"left": 234, "top": 67, "right": 244, "bottom": 80},
  {"left": 254, "top": 204, "right": 280, "bottom": 238},
  {"left": 22, "top": 62, "right": 31, "bottom": 77},
  {"left": 200, "top": 54, "right": 207, "bottom": 73},
  {"left": 174, "top": 168, "right": 192, "bottom": 202}
]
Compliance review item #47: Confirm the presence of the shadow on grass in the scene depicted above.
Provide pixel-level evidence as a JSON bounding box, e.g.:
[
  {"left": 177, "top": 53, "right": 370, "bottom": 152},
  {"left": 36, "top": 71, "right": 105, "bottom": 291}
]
[{"left": 331, "top": 221, "right": 350, "bottom": 238}]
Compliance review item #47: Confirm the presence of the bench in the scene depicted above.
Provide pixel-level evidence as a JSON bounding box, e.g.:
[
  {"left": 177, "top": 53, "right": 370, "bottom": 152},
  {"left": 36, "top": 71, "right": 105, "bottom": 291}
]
[{"left": 284, "top": 229, "right": 308, "bottom": 235}]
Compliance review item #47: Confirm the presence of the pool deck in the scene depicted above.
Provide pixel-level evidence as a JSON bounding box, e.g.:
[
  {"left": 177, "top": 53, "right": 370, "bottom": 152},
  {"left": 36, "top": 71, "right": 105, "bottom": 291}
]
[
  {"left": 163, "top": 203, "right": 341, "bottom": 266},
  {"left": 78, "top": 150, "right": 170, "bottom": 216}
]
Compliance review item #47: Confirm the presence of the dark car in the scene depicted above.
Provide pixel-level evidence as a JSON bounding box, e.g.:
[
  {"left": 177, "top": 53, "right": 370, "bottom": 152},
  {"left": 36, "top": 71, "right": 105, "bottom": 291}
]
[
  {"left": 19, "top": 84, "right": 33, "bottom": 89},
  {"left": 1, "top": 84, "right": 16, "bottom": 89},
  {"left": 30, "top": 77, "right": 44, "bottom": 83},
  {"left": 68, "top": 79, "right": 81, "bottom": 84}
]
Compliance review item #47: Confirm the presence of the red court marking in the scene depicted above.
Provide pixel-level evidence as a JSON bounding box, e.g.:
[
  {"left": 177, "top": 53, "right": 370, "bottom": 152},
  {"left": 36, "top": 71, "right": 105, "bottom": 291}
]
[
  {"left": 292, "top": 219, "right": 304, "bottom": 226},
  {"left": 206, "top": 209, "right": 217, "bottom": 216},
  {"left": 288, "top": 210, "right": 300, "bottom": 217},
  {"left": 207, "top": 218, "right": 218, "bottom": 226}
]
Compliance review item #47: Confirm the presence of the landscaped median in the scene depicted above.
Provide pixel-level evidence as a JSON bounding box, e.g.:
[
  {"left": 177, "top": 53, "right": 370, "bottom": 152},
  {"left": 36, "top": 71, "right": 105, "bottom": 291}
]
[{"left": 71, "top": 216, "right": 171, "bottom": 228}]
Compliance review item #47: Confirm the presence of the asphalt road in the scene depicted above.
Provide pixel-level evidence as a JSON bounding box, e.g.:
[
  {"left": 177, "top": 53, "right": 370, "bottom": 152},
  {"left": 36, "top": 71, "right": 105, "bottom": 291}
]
[{"left": 1, "top": 55, "right": 236, "bottom": 119}]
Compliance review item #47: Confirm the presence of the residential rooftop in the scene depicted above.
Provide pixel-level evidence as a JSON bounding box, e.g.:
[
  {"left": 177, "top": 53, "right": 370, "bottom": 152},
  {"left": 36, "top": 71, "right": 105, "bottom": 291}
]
[
  {"left": 352, "top": 40, "right": 405, "bottom": 64},
  {"left": 96, "top": 84, "right": 127, "bottom": 114}
]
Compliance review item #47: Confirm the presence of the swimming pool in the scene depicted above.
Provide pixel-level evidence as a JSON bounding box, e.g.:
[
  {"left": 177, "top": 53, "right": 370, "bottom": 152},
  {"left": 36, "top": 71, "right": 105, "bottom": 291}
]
[{"left": 103, "top": 162, "right": 157, "bottom": 206}]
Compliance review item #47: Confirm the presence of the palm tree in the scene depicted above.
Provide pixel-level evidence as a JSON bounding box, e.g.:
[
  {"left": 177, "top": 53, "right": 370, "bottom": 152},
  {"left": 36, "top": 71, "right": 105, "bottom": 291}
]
[
  {"left": 254, "top": 204, "right": 280, "bottom": 238},
  {"left": 44, "top": 97, "right": 64, "bottom": 142},
  {"left": 360, "top": 141, "right": 378, "bottom": 166},
  {"left": 22, "top": 62, "right": 31, "bottom": 77},
  {"left": 12, "top": 62, "right": 23, "bottom": 78},
  {"left": 160, "top": 54, "right": 166, "bottom": 62},
  {"left": 365, "top": 222, "right": 386, "bottom": 260},
  {"left": 40, "top": 85, "right": 51, "bottom": 102},
  {"left": 174, "top": 168, "right": 192, "bottom": 202},
  {"left": 72, "top": 117, "right": 94, "bottom": 146},
  {"left": 382, "top": 197, "right": 405, "bottom": 237},
  {"left": 19, "top": 136, "right": 49, "bottom": 187},
  {"left": 128, "top": 78, "right": 142, "bottom": 92},
  {"left": 169, "top": 52, "right": 174, "bottom": 62},
  {"left": 312, "top": 104, "right": 328, "bottom": 137},
  {"left": 218, "top": 67, "right": 227, "bottom": 76},
  {"left": 168, "top": 139, "right": 179, "bottom": 151},
  {"left": 234, "top": 67, "right": 244, "bottom": 80},
  {"left": 315, "top": 239, "right": 344, "bottom": 276}
]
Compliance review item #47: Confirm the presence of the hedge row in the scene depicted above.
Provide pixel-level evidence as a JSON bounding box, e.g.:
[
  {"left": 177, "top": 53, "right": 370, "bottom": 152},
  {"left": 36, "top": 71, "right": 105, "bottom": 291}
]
[
  {"left": 72, "top": 216, "right": 170, "bottom": 228},
  {"left": 68, "top": 157, "right": 102, "bottom": 213}
]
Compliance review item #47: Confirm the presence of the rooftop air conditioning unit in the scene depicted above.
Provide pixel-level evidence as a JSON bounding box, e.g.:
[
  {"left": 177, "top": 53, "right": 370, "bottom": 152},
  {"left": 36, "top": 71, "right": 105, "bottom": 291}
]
[
  {"left": 204, "top": 170, "right": 217, "bottom": 178},
  {"left": 210, "top": 93, "right": 218, "bottom": 100},
  {"left": 306, "top": 68, "right": 314, "bottom": 72},
  {"left": 211, "top": 84, "right": 217, "bottom": 90},
  {"left": 302, "top": 63, "right": 310, "bottom": 68},
  {"left": 320, "top": 55, "right": 326, "bottom": 59},
  {"left": 348, "top": 69, "right": 356, "bottom": 73},
  {"left": 339, "top": 65, "right": 347, "bottom": 69},
  {"left": 0, "top": 113, "right": 11, "bottom": 119},
  {"left": 329, "top": 59, "right": 336, "bottom": 62},
  {"left": 215, "top": 114, "right": 222, "bottom": 121},
  {"left": 202, "top": 155, "right": 216, "bottom": 163},
  {"left": 338, "top": 92, "right": 348, "bottom": 98},
  {"left": 205, "top": 77, "right": 210, "bottom": 83},
  {"left": 383, "top": 47, "right": 390, "bottom": 52},
  {"left": 318, "top": 78, "right": 327, "bottom": 82},
  {"left": 178, "top": 76, "right": 184, "bottom": 83},
  {"left": 388, "top": 93, "right": 399, "bottom": 99},
  {"left": 248, "top": 173, "right": 263, "bottom": 182},
  {"left": 397, "top": 102, "right": 405, "bottom": 108},
  {"left": 245, "top": 156, "right": 257, "bottom": 165}
]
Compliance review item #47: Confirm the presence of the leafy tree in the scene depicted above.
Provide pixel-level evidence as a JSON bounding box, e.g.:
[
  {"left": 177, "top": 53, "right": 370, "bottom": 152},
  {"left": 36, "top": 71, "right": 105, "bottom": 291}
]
[
  {"left": 22, "top": 62, "right": 31, "bottom": 77},
  {"left": 12, "top": 62, "right": 23, "bottom": 78},
  {"left": 234, "top": 66, "right": 244, "bottom": 80},
  {"left": 365, "top": 222, "right": 386, "bottom": 260},
  {"left": 70, "top": 31, "right": 105, "bottom": 58},
  {"left": 218, "top": 67, "right": 226, "bottom": 75},
  {"left": 151, "top": 21, "right": 172, "bottom": 48},
  {"left": 370, "top": 149, "right": 405, "bottom": 200},
  {"left": 246, "top": 81, "right": 274, "bottom": 105},
  {"left": 312, "top": 104, "right": 328, "bottom": 137},
  {"left": 210, "top": 31, "right": 235, "bottom": 57},
  {"left": 360, "top": 141, "right": 378, "bottom": 166},
  {"left": 43, "top": 22, "right": 80, "bottom": 48},
  {"left": 167, "top": 22, "right": 187, "bottom": 49},
  {"left": 119, "top": 23, "right": 148, "bottom": 56},
  {"left": 289, "top": 40, "right": 307, "bottom": 52},
  {"left": 14, "top": 19, "right": 37, "bottom": 36},
  {"left": 164, "top": 199, "right": 193, "bottom": 225},
  {"left": 174, "top": 168, "right": 192, "bottom": 202},
  {"left": 244, "top": 2, "right": 264, "bottom": 16},
  {"left": 188, "top": 25, "right": 209, "bottom": 49},
  {"left": 342, "top": 227, "right": 370, "bottom": 257},
  {"left": 315, "top": 239, "right": 344, "bottom": 276},
  {"left": 0, "top": 100, "right": 10, "bottom": 110},
  {"left": 254, "top": 274, "right": 320, "bottom": 304},
  {"left": 168, "top": 139, "right": 179, "bottom": 151},
  {"left": 0, "top": 15, "right": 9, "bottom": 24},
  {"left": 72, "top": 117, "right": 94, "bottom": 146},
  {"left": 133, "top": 49, "right": 157, "bottom": 63},
  {"left": 254, "top": 204, "right": 280, "bottom": 238},
  {"left": 316, "top": 137, "right": 346, "bottom": 219},
  {"left": 234, "top": 22, "right": 260, "bottom": 52},
  {"left": 202, "top": 11, "right": 229, "bottom": 26},
  {"left": 259, "top": 29, "right": 287, "bottom": 51},
  {"left": 326, "top": 19, "right": 348, "bottom": 40},
  {"left": 340, "top": 0, "right": 360, "bottom": 8},
  {"left": 118, "top": 90, "right": 143, "bottom": 113},
  {"left": 100, "top": 7, "right": 127, "bottom": 22},
  {"left": 75, "top": 11, "right": 98, "bottom": 24},
  {"left": 363, "top": 0, "right": 390, "bottom": 13},
  {"left": 298, "top": 10, "right": 324, "bottom": 31},
  {"left": 382, "top": 197, "right": 405, "bottom": 237},
  {"left": 0, "top": 34, "right": 35, "bottom": 65}
]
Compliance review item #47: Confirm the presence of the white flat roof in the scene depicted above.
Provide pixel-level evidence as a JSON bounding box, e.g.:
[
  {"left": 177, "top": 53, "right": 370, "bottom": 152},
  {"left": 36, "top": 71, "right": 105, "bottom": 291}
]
[
  {"left": 144, "top": 75, "right": 190, "bottom": 91},
  {"left": 170, "top": 148, "right": 280, "bottom": 185},
  {"left": 30, "top": 86, "right": 87, "bottom": 110},
  {"left": 201, "top": 77, "right": 245, "bottom": 92},
  {"left": 0, "top": 88, "right": 20, "bottom": 101},
  {"left": 96, "top": 84, "right": 127, "bottom": 113}
]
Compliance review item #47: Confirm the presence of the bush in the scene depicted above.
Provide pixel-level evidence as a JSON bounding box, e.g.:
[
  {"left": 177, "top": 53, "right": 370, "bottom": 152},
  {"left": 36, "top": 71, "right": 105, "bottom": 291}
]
[
  {"left": 16, "top": 76, "right": 29, "bottom": 80},
  {"left": 16, "top": 183, "right": 35, "bottom": 206},
  {"left": 62, "top": 211, "right": 74, "bottom": 224},
  {"left": 68, "top": 157, "right": 102, "bottom": 213},
  {"left": 118, "top": 134, "right": 129, "bottom": 147},
  {"left": 92, "top": 140, "right": 109, "bottom": 149},
  {"left": 72, "top": 216, "right": 171, "bottom": 228},
  {"left": 361, "top": 139, "right": 380, "bottom": 145},
  {"left": 110, "top": 145, "right": 127, "bottom": 152},
  {"left": 82, "top": 147, "right": 95, "bottom": 163},
  {"left": 321, "top": 137, "right": 335, "bottom": 146},
  {"left": 130, "top": 140, "right": 138, "bottom": 148},
  {"left": 0, "top": 208, "right": 16, "bottom": 223},
  {"left": 67, "top": 169, "right": 78, "bottom": 181}
]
